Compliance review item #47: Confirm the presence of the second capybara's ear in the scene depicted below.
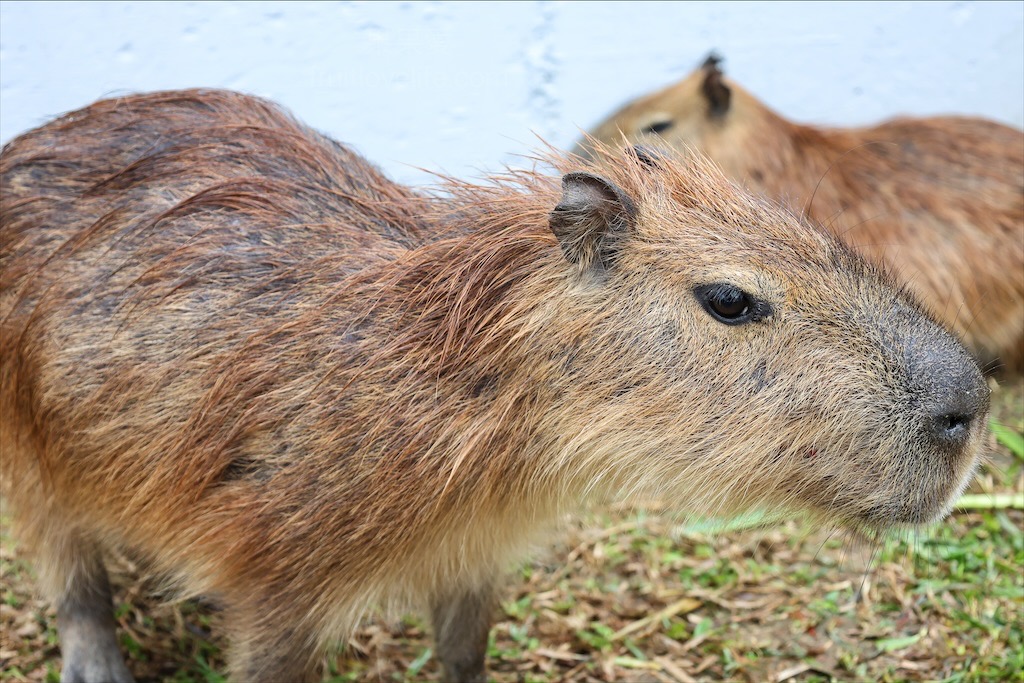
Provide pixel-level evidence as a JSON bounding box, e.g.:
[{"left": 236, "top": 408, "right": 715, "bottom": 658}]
[
  {"left": 701, "top": 52, "right": 731, "bottom": 118},
  {"left": 549, "top": 172, "right": 638, "bottom": 273},
  {"left": 628, "top": 145, "right": 666, "bottom": 169}
]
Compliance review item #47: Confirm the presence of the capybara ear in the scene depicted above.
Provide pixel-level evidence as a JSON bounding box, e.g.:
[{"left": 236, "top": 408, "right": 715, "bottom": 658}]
[
  {"left": 701, "top": 51, "right": 724, "bottom": 71},
  {"left": 629, "top": 145, "right": 666, "bottom": 169},
  {"left": 701, "top": 52, "right": 731, "bottom": 118},
  {"left": 549, "top": 172, "right": 638, "bottom": 272}
]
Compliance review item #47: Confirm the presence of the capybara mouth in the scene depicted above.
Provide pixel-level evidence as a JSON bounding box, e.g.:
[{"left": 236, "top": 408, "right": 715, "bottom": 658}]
[{"left": 780, "top": 429, "right": 983, "bottom": 531}]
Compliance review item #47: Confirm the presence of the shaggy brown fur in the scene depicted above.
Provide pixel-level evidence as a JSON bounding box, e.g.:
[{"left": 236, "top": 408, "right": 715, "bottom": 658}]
[
  {"left": 578, "top": 55, "right": 1024, "bottom": 371},
  {"left": 1, "top": 89, "right": 989, "bottom": 682}
]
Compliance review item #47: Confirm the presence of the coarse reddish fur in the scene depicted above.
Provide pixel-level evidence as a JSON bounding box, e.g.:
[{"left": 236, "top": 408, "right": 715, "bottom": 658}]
[
  {"left": 578, "top": 56, "right": 1024, "bottom": 371},
  {"left": 1, "top": 89, "right": 989, "bottom": 681}
]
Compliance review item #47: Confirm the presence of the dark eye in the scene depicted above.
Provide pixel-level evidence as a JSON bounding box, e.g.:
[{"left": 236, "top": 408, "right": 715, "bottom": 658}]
[
  {"left": 694, "top": 283, "right": 770, "bottom": 325},
  {"left": 641, "top": 120, "right": 674, "bottom": 135}
]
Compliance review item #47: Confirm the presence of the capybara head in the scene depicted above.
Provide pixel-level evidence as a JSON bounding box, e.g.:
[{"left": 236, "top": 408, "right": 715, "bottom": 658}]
[
  {"left": 537, "top": 144, "right": 989, "bottom": 529},
  {"left": 576, "top": 53, "right": 800, "bottom": 174},
  {"left": 576, "top": 54, "right": 747, "bottom": 161}
]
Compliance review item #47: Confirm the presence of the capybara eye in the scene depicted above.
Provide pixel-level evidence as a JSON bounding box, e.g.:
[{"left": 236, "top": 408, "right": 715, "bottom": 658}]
[
  {"left": 694, "top": 283, "right": 768, "bottom": 325},
  {"left": 642, "top": 120, "right": 674, "bottom": 135}
]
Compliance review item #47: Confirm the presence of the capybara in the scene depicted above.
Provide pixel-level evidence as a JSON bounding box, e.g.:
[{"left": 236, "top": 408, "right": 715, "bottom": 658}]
[
  {"left": 578, "top": 54, "right": 1024, "bottom": 371},
  {"left": 0, "top": 89, "right": 990, "bottom": 682}
]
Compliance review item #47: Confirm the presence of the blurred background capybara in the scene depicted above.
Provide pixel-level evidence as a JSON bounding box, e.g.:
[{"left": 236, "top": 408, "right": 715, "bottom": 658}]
[
  {"left": 1, "top": 89, "right": 989, "bottom": 681},
  {"left": 578, "top": 54, "right": 1024, "bottom": 372}
]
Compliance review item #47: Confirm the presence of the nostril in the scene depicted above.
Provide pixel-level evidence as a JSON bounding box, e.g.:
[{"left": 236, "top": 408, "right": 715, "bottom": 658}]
[{"left": 934, "top": 412, "right": 971, "bottom": 444}]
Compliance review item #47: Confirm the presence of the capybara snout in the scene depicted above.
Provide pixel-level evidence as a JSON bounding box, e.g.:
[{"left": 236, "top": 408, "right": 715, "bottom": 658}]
[
  {"left": 806, "top": 301, "right": 987, "bottom": 527},
  {"left": 0, "top": 90, "right": 988, "bottom": 682},
  {"left": 909, "top": 326, "right": 989, "bottom": 451},
  {"left": 869, "top": 305, "right": 989, "bottom": 523}
]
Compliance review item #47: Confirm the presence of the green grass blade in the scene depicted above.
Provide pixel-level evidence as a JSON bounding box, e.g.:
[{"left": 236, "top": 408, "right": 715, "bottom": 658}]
[
  {"left": 955, "top": 493, "right": 1024, "bottom": 510},
  {"left": 679, "top": 509, "right": 771, "bottom": 534},
  {"left": 405, "top": 648, "right": 433, "bottom": 678},
  {"left": 875, "top": 630, "right": 924, "bottom": 653},
  {"left": 990, "top": 421, "right": 1024, "bottom": 460}
]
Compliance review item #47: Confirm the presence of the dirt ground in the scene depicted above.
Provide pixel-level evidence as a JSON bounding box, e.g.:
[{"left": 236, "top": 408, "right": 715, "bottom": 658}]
[{"left": 2, "top": 379, "right": 1021, "bottom": 683}]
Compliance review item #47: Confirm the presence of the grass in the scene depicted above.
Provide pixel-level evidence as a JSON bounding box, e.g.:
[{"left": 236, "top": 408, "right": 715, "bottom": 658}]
[{"left": 1, "top": 378, "right": 1021, "bottom": 682}]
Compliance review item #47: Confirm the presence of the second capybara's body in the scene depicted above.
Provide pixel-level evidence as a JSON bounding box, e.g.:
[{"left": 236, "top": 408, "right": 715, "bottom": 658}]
[
  {"left": 579, "top": 55, "right": 1024, "bottom": 371},
  {"left": 1, "top": 90, "right": 989, "bottom": 682}
]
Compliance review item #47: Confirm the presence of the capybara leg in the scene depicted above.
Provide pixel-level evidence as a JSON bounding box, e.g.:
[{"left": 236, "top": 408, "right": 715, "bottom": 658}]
[
  {"left": 431, "top": 582, "right": 497, "bottom": 683},
  {"left": 50, "top": 539, "right": 133, "bottom": 683},
  {"left": 226, "top": 621, "right": 320, "bottom": 683}
]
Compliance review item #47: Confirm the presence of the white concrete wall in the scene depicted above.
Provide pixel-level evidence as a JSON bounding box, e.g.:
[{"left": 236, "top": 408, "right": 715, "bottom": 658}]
[{"left": 2, "top": 1, "right": 1021, "bottom": 185}]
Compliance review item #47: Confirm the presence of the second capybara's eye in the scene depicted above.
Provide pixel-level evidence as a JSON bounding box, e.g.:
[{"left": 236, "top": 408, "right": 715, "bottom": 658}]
[
  {"left": 641, "top": 119, "right": 674, "bottom": 135},
  {"left": 694, "top": 283, "right": 771, "bottom": 325}
]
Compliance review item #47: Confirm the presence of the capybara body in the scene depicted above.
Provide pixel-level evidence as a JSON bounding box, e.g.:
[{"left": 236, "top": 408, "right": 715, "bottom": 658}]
[
  {"left": 1, "top": 90, "right": 990, "bottom": 682},
  {"left": 579, "top": 56, "right": 1024, "bottom": 371}
]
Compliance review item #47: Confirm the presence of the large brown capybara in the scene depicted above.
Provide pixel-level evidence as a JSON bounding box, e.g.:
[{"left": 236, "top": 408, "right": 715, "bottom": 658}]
[
  {"left": 1, "top": 89, "right": 989, "bottom": 682},
  {"left": 577, "top": 54, "right": 1024, "bottom": 372}
]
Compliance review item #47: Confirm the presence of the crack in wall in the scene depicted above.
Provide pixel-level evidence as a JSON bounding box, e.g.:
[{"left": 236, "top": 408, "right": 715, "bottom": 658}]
[{"left": 524, "top": 0, "right": 560, "bottom": 142}]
